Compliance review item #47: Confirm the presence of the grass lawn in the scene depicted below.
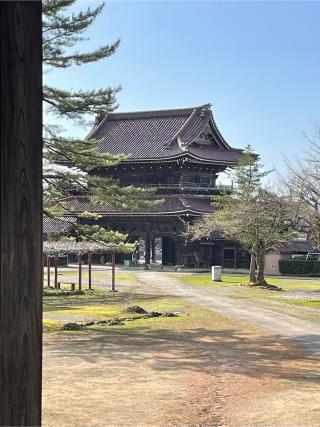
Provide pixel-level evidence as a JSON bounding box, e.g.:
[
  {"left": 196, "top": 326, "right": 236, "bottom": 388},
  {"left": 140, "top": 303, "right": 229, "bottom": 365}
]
[
  {"left": 178, "top": 274, "right": 320, "bottom": 317},
  {"left": 43, "top": 281, "right": 207, "bottom": 333}
]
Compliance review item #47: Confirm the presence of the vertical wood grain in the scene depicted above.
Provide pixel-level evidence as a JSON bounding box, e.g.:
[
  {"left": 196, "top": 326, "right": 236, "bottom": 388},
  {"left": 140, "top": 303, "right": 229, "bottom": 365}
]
[{"left": 0, "top": 2, "right": 42, "bottom": 426}]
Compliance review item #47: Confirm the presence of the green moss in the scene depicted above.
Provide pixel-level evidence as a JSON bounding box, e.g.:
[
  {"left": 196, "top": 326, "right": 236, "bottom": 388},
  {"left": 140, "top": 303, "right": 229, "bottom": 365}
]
[{"left": 43, "top": 318, "right": 63, "bottom": 332}]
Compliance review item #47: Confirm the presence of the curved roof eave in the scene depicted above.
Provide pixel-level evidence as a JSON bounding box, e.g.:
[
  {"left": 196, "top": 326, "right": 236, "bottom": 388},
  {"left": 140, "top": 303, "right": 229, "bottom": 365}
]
[
  {"left": 118, "top": 152, "right": 240, "bottom": 165},
  {"left": 65, "top": 209, "right": 208, "bottom": 217}
]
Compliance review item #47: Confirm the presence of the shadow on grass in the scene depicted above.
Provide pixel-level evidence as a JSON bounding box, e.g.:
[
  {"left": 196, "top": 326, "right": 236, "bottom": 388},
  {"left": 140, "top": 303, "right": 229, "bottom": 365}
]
[
  {"left": 43, "top": 292, "right": 180, "bottom": 310},
  {"left": 45, "top": 327, "right": 319, "bottom": 384}
]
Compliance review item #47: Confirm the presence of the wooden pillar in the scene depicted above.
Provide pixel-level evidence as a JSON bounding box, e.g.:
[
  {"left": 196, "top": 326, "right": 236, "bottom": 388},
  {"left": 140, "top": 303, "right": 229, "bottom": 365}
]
[
  {"left": 145, "top": 229, "right": 151, "bottom": 266},
  {"left": 88, "top": 253, "right": 92, "bottom": 290},
  {"left": 78, "top": 254, "right": 82, "bottom": 290},
  {"left": 151, "top": 238, "right": 156, "bottom": 263},
  {"left": 0, "top": 2, "right": 42, "bottom": 425},
  {"left": 111, "top": 251, "right": 116, "bottom": 291},
  {"left": 54, "top": 255, "right": 58, "bottom": 289},
  {"left": 47, "top": 256, "right": 51, "bottom": 287},
  {"left": 175, "top": 238, "right": 182, "bottom": 265}
]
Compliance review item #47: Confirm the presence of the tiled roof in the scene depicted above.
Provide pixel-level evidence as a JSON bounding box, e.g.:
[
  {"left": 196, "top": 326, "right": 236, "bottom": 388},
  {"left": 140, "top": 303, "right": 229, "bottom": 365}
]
[
  {"left": 270, "top": 241, "right": 317, "bottom": 254},
  {"left": 62, "top": 195, "right": 214, "bottom": 216},
  {"left": 43, "top": 216, "right": 76, "bottom": 234},
  {"left": 88, "top": 104, "right": 243, "bottom": 164}
]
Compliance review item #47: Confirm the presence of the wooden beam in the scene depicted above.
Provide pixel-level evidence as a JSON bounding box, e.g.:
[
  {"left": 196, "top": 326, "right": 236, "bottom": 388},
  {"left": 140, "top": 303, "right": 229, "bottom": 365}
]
[{"left": 0, "top": 2, "right": 42, "bottom": 425}]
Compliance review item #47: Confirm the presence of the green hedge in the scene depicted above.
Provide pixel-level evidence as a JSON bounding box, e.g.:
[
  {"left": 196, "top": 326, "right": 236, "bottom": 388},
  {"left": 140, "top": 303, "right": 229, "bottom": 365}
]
[{"left": 279, "top": 260, "right": 320, "bottom": 276}]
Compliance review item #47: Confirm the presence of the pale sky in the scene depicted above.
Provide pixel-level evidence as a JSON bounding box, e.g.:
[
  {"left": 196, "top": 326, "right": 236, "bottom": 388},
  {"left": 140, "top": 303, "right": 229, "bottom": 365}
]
[{"left": 45, "top": 0, "right": 320, "bottom": 180}]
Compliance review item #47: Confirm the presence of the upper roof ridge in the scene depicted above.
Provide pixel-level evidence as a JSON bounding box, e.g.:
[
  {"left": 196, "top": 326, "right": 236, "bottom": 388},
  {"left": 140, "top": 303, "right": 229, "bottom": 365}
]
[{"left": 105, "top": 104, "right": 211, "bottom": 120}]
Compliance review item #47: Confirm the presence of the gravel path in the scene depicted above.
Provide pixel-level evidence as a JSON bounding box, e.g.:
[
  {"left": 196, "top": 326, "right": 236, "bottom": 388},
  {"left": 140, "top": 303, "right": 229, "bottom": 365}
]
[{"left": 136, "top": 271, "right": 320, "bottom": 354}]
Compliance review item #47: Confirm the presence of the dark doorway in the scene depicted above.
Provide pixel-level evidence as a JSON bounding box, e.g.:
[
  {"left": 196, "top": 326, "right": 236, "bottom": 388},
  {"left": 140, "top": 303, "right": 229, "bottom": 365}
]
[
  {"left": 162, "top": 237, "right": 176, "bottom": 265},
  {"left": 223, "top": 248, "right": 236, "bottom": 268}
]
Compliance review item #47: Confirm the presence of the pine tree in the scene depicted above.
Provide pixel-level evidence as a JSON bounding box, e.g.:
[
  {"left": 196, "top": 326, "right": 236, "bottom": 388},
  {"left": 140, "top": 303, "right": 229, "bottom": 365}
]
[
  {"left": 234, "top": 145, "right": 271, "bottom": 196},
  {"left": 43, "top": 0, "right": 154, "bottom": 247}
]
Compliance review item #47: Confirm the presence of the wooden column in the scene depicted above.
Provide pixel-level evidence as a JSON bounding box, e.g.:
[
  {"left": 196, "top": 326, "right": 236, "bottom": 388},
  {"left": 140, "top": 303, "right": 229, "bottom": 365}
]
[
  {"left": 78, "top": 254, "right": 82, "bottom": 290},
  {"left": 111, "top": 251, "right": 116, "bottom": 291},
  {"left": 88, "top": 253, "right": 92, "bottom": 290},
  {"left": 54, "top": 255, "right": 58, "bottom": 289},
  {"left": 145, "top": 230, "right": 151, "bottom": 266},
  {"left": 151, "top": 238, "right": 156, "bottom": 263},
  {"left": 0, "top": 2, "right": 42, "bottom": 425},
  {"left": 175, "top": 238, "right": 182, "bottom": 265},
  {"left": 47, "top": 256, "right": 51, "bottom": 287}
]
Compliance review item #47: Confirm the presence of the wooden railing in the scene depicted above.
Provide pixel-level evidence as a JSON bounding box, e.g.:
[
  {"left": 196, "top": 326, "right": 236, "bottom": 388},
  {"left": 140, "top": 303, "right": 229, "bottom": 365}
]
[{"left": 127, "top": 182, "right": 233, "bottom": 191}]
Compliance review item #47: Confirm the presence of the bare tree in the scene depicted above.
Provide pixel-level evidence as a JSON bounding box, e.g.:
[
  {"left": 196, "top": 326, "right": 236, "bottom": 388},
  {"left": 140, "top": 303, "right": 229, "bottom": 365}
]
[
  {"left": 283, "top": 123, "right": 320, "bottom": 250},
  {"left": 186, "top": 147, "right": 290, "bottom": 290},
  {"left": 186, "top": 188, "right": 290, "bottom": 289}
]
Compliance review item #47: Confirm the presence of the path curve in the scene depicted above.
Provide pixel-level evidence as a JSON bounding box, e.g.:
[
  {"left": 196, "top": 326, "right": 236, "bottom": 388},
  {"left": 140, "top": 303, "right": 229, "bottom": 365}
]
[{"left": 135, "top": 271, "right": 320, "bottom": 354}]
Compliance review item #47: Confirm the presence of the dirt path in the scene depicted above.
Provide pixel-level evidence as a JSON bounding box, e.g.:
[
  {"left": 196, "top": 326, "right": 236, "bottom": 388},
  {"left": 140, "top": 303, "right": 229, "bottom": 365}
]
[{"left": 135, "top": 271, "right": 320, "bottom": 354}]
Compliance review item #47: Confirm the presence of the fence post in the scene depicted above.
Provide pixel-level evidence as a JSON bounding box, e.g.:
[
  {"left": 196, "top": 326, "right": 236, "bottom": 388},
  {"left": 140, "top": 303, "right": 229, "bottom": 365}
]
[
  {"left": 54, "top": 255, "right": 58, "bottom": 289},
  {"left": 88, "top": 253, "right": 92, "bottom": 289},
  {"left": 47, "top": 256, "right": 51, "bottom": 287},
  {"left": 78, "top": 253, "right": 82, "bottom": 290},
  {"left": 111, "top": 251, "right": 116, "bottom": 292}
]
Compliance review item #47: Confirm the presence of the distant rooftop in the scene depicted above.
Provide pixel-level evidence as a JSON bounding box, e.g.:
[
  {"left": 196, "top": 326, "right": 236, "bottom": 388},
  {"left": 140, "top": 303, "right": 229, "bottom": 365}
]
[{"left": 88, "top": 104, "right": 243, "bottom": 164}]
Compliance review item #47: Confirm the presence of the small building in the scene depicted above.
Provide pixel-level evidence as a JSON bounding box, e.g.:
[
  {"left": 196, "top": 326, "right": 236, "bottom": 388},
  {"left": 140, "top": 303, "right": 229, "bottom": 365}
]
[{"left": 265, "top": 240, "right": 317, "bottom": 275}]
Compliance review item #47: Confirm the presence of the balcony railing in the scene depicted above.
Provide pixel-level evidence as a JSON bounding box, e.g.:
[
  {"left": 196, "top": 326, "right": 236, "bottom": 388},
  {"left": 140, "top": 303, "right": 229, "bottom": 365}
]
[{"left": 126, "top": 182, "right": 233, "bottom": 192}]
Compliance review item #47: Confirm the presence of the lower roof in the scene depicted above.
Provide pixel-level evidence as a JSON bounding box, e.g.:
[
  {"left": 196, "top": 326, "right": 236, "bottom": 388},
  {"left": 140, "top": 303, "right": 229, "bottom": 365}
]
[
  {"left": 270, "top": 241, "right": 317, "bottom": 254},
  {"left": 62, "top": 195, "right": 214, "bottom": 217}
]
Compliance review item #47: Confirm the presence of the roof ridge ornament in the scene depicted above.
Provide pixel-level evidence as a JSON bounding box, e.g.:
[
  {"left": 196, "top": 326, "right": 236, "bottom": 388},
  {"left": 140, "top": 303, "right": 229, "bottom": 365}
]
[{"left": 177, "top": 136, "right": 188, "bottom": 151}]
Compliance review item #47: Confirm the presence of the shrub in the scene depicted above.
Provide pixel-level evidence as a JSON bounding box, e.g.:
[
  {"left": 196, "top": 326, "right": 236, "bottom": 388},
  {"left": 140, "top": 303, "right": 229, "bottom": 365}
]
[{"left": 279, "top": 260, "right": 320, "bottom": 276}]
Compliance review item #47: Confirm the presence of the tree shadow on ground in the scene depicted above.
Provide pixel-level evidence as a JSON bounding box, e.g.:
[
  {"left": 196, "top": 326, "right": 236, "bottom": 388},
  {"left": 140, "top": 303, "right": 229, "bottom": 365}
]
[
  {"left": 43, "top": 292, "right": 180, "bottom": 310},
  {"left": 45, "top": 327, "right": 320, "bottom": 384}
]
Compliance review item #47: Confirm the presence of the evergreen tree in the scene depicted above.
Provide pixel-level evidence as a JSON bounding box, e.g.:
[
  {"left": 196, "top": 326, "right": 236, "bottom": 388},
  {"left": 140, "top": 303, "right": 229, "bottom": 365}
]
[
  {"left": 43, "top": 0, "right": 154, "bottom": 246},
  {"left": 234, "top": 145, "right": 271, "bottom": 196}
]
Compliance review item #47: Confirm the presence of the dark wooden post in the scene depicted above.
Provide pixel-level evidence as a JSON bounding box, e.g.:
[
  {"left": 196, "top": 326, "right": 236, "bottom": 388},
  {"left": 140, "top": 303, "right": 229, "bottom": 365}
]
[
  {"left": 111, "top": 251, "right": 117, "bottom": 292},
  {"left": 88, "top": 253, "right": 92, "bottom": 290},
  {"left": 78, "top": 253, "right": 82, "bottom": 290},
  {"left": 54, "top": 255, "right": 58, "bottom": 289},
  {"left": 151, "top": 238, "right": 156, "bottom": 263},
  {"left": 144, "top": 229, "right": 151, "bottom": 267},
  {"left": 0, "top": 2, "right": 42, "bottom": 425},
  {"left": 47, "top": 256, "right": 51, "bottom": 287},
  {"left": 175, "top": 238, "right": 182, "bottom": 265}
]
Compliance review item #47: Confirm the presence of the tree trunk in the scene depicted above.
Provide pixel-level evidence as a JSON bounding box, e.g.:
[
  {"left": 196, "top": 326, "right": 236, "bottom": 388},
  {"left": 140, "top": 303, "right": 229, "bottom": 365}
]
[
  {"left": 249, "top": 252, "right": 257, "bottom": 283},
  {"left": 250, "top": 243, "right": 283, "bottom": 291},
  {"left": 255, "top": 246, "right": 267, "bottom": 286}
]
